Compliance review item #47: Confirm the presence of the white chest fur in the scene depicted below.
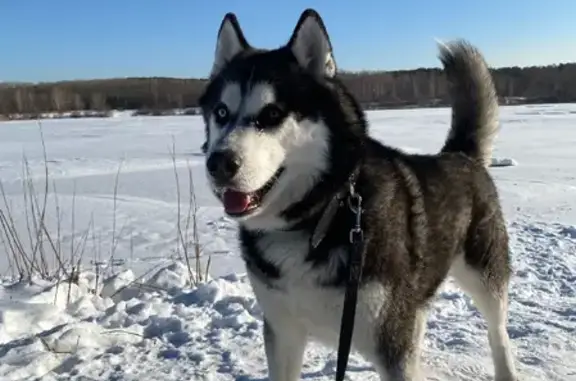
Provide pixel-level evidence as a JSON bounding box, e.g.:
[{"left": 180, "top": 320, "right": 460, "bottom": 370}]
[{"left": 245, "top": 230, "right": 388, "bottom": 356}]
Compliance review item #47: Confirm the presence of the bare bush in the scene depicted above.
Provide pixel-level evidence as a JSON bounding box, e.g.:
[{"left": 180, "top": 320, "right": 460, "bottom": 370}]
[
  {"left": 170, "top": 137, "right": 210, "bottom": 286},
  {"left": 0, "top": 123, "right": 85, "bottom": 286},
  {"left": 0, "top": 123, "right": 211, "bottom": 295}
]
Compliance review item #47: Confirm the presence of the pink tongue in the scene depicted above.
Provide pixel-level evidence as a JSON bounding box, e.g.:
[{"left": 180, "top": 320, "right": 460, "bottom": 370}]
[{"left": 223, "top": 190, "right": 252, "bottom": 214}]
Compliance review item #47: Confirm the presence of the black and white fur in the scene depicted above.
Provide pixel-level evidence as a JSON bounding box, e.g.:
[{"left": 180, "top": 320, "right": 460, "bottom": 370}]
[{"left": 199, "top": 9, "right": 519, "bottom": 381}]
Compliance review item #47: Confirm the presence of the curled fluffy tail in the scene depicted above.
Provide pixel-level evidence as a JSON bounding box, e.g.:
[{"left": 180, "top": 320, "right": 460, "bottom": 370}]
[{"left": 438, "top": 40, "right": 499, "bottom": 167}]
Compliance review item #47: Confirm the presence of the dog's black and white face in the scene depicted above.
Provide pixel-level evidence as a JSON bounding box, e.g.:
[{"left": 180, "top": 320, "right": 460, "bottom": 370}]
[{"left": 200, "top": 10, "right": 342, "bottom": 231}]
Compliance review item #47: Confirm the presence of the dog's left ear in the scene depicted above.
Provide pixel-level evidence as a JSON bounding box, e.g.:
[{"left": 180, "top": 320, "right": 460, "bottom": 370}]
[{"left": 287, "top": 9, "right": 337, "bottom": 78}]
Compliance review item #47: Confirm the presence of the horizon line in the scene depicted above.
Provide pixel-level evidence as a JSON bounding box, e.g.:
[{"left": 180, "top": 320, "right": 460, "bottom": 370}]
[{"left": 3, "top": 60, "right": 575, "bottom": 86}]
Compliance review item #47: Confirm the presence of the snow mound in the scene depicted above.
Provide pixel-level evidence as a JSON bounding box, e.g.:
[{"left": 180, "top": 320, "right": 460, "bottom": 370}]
[
  {"left": 491, "top": 157, "right": 518, "bottom": 167},
  {"left": 0, "top": 264, "right": 260, "bottom": 380},
  {"left": 558, "top": 225, "right": 576, "bottom": 239}
]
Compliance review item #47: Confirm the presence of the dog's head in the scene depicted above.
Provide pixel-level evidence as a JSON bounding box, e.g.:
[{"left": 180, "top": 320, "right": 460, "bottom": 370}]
[{"left": 200, "top": 9, "right": 365, "bottom": 230}]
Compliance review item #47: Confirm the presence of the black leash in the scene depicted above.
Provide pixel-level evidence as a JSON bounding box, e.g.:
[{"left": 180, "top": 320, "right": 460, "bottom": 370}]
[
  {"left": 334, "top": 183, "right": 364, "bottom": 381},
  {"left": 309, "top": 170, "right": 365, "bottom": 381}
]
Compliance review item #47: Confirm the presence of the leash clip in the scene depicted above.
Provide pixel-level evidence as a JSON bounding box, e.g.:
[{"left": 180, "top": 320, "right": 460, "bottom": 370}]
[{"left": 347, "top": 184, "right": 363, "bottom": 244}]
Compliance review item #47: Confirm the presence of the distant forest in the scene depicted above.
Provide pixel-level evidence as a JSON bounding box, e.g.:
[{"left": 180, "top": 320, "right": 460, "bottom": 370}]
[{"left": 1, "top": 62, "right": 575, "bottom": 117}]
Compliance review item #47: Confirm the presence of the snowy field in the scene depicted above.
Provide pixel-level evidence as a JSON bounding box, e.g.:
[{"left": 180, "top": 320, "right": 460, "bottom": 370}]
[{"left": 0, "top": 104, "right": 575, "bottom": 380}]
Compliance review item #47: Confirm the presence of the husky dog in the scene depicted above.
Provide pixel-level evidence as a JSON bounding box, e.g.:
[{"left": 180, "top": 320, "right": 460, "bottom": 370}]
[{"left": 199, "top": 9, "right": 518, "bottom": 381}]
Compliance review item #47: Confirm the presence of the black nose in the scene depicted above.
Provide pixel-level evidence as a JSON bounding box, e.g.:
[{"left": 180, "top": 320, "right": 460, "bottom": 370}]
[{"left": 206, "top": 150, "right": 240, "bottom": 182}]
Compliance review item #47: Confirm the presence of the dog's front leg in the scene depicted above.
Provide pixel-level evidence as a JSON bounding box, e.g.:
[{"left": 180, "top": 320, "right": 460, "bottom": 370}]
[{"left": 263, "top": 317, "right": 308, "bottom": 381}]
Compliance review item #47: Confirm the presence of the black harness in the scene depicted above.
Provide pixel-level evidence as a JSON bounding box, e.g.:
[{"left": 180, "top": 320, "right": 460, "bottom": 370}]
[{"left": 310, "top": 170, "right": 365, "bottom": 381}]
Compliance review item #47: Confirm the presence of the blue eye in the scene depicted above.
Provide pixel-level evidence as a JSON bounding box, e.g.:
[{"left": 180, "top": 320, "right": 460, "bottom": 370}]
[{"left": 213, "top": 103, "right": 230, "bottom": 125}]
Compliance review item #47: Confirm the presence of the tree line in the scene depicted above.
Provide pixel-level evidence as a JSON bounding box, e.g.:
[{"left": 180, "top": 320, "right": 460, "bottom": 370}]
[{"left": 1, "top": 62, "right": 575, "bottom": 117}]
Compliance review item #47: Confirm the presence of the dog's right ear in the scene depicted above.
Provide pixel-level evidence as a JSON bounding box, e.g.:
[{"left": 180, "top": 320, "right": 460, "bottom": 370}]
[{"left": 210, "top": 13, "right": 250, "bottom": 78}]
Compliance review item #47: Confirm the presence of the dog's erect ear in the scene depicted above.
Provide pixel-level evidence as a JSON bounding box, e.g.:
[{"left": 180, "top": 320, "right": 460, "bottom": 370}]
[
  {"left": 210, "top": 13, "right": 250, "bottom": 78},
  {"left": 287, "top": 9, "right": 336, "bottom": 78}
]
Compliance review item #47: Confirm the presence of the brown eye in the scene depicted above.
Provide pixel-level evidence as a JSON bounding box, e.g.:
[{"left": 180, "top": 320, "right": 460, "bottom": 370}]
[
  {"left": 256, "top": 104, "right": 285, "bottom": 129},
  {"left": 213, "top": 103, "right": 230, "bottom": 125}
]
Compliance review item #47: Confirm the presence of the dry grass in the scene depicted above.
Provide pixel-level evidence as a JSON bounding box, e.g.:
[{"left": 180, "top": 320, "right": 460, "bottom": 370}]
[
  {"left": 170, "top": 137, "right": 210, "bottom": 286},
  {"left": 0, "top": 122, "right": 211, "bottom": 296}
]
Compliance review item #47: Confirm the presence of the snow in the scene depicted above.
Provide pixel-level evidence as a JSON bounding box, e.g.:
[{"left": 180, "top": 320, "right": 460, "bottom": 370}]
[
  {"left": 1, "top": 103, "right": 575, "bottom": 380},
  {"left": 490, "top": 157, "right": 518, "bottom": 167}
]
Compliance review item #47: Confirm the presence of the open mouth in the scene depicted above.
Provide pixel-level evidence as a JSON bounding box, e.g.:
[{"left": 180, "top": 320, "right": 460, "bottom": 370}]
[{"left": 221, "top": 167, "right": 285, "bottom": 217}]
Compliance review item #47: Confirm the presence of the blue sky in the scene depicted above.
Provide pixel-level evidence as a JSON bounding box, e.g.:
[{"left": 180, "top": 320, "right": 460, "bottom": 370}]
[{"left": 1, "top": 0, "right": 575, "bottom": 82}]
